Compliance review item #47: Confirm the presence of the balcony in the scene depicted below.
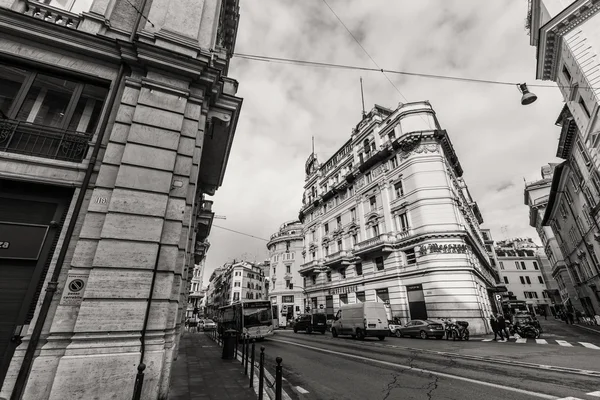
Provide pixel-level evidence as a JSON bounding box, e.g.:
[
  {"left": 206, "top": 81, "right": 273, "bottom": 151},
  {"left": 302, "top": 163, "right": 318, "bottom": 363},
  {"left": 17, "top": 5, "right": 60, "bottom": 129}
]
[
  {"left": 23, "top": 0, "right": 81, "bottom": 29},
  {"left": 0, "top": 119, "right": 91, "bottom": 163},
  {"left": 323, "top": 250, "right": 353, "bottom": 268},
  {"left": 283, "top": 272, "right": 293, "bottom": 280},
  {"left": 298, "top": 259, "right": 322, "bottom": 275},
  {"left": 353, "top": 234, "right": 394, "bottom": 256}
]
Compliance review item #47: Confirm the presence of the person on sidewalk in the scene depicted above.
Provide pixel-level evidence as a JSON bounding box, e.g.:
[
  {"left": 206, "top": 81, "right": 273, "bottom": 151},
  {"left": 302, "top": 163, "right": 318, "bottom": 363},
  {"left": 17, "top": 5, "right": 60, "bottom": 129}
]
[
  {"left": 575, "top": 309, "right": 582, "bottom": 324},
  {"left": 489, "top": 315, "right": 503, "bottom": 341},
  {"left": 541, "top": 309, "right": 547, "bottom": 321},
  {"left": 497, "top": 313, "right": 508, "bottom": 341},
  {"left": 567, "top": 311, "right": 574, "bottom": 325}
]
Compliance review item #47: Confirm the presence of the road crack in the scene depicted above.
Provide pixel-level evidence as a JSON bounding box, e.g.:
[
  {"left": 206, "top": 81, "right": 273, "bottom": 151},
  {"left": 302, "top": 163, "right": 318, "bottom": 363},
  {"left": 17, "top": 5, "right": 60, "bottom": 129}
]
[{"left": 382, "top": 351, "right": 419, "bottom": 400}]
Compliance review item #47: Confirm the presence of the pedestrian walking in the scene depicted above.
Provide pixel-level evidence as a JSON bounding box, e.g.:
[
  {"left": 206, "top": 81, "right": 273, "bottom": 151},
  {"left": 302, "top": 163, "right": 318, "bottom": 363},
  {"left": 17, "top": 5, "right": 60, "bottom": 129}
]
[
  {"left": 567, "top": 311, "right": 574, "bottom": 325},
  {"left": 497, "top": 313, "right": 508, "bottom": 341},
  {"left": 189, "top": 316, "right": 198, "bottom": 333},
  {"left": 541, "top": 309, "right": 547, "bottom": 321},
  {"left": 489, "top": 315, "right": 503, "bottom": 341}
]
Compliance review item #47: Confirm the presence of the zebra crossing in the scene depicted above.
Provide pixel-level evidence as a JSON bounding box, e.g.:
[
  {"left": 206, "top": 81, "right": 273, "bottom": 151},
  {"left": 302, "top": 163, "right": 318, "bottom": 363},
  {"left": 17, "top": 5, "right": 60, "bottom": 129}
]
[{"left": 480, "top": 337, "right": 600, "bottom": 349}]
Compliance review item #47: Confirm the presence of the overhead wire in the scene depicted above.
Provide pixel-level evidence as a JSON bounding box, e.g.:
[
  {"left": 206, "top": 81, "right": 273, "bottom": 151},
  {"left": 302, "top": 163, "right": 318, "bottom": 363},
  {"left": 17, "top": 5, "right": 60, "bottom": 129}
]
[
  {"left": 320, "top": 0, "right": 410, "bottom": 103},
  {"left": 212, "top": 224, "right": 270, "bottom": 242},
  {"left": 234, "top": 53, "right": 600, "bottom": 92}
]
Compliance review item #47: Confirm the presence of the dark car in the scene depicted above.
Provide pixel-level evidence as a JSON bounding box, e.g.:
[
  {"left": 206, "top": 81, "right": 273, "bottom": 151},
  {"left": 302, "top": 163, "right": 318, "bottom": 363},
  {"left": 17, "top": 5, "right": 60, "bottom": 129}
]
[
  {"left": 396, "top": 319, "right": 445, "bottom": 339},
  {"left": 293, "top": 314, "right": 327, "bottom": 334}
]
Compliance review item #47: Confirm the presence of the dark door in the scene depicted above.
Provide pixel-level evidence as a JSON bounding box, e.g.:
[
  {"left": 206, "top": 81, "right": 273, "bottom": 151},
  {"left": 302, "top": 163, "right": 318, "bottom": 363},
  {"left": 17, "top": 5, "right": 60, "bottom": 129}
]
[
  {"left": 407, "top": 284, "right": 428, "bottom": 320},
  {"left": 0, "top": 180, "right": 71, "bottom": 386}
]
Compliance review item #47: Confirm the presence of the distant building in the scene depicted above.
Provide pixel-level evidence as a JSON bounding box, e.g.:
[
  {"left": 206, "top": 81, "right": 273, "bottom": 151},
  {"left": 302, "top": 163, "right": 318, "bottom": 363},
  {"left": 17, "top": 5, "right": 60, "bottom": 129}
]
[
  {"left": 495, "top": 238, "right": 557, "bottom": 315},
  {"left": 187, "top": 260, "right": 207, "bottom": 317},
  {"left": 267, "top": 220, "right": 305, "bottom": 327},
  {"left": 297, "top": 101, "right": 501, "bottom": 335},
  {"left": 524, "top": 164, "right": 583, "bottom": 313},
  {"left": 205, "top": 261, "right": 267, "bottom": 316},
  {"left": 527, "top": 0, "right": 600, "bottom": 318}
]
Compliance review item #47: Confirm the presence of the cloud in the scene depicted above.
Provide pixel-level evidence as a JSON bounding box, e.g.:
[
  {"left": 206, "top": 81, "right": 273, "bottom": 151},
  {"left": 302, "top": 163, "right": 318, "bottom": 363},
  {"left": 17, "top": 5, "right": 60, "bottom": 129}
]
[{"left": 202, "top": 0, "right": 566, "bottom": 282}]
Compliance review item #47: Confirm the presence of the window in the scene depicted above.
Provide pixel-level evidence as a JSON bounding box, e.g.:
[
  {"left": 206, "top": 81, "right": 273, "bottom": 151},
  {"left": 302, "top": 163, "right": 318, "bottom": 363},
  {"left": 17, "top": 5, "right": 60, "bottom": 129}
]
[
  {"left": 396, "top": 212, "right": 409, "bottom": 232},
  {"left": 311, "top": 275, "right": 317, "bottom": 284},
  {"left": 525, "top": 276, "right": 531, "bottom": 284},
  {"left": 405, "top": 248, "right": 416, "bottom": 265},
  {"left": 356, "top": 292, "right": 366, "bottom": 302},
  {"left": 366, "top": 172, "right": 372, "bottom": 183},
  {"left": 282, "top": 295, "right": 294, "bottom": 303},
  {"left": 324, "top": 245, "right": 329, "bottom": 256},
  {"left": 352, "top": 233, "right": 358, "bottom": 246},
  {"left": 499, "top": 261, "right": 504, "bottom": 270},
  {"left": 369, "top": 196, "right": 377, "bottom": 211},
  {"left": 337, "top": 239, "right": 343, "bottom": 251},
  {"left": 538, "top": 276, "right": 544, "bottom": 284},
  {"left": 533, "top": 261, "right": 539, "bottom": 270},
  {"left": 515, "top": 261, "right": 521, "bottom": 270},
  {"left": 234, "top": 282, "right": 240, "bottom": 287},
  {"left": 503, "top": 276, "right": 509, "bottom": 284},
  {"left": 560, "top": 202, "right": 568, "bottom": 218},
  {"left": 312, "top": 251, "right": 316, "bottom": 260},
  {"left": 520, "top": 276, "right": 525, "bottom": 284},
  {"left": 579, "top": 97, "right": 591, "bottom": 118},
  {"left": 233, "top": 292, "right": 239, "bottom": 301},
  {"left": 565, "top": 189, "right": 573, "bottom": 205},
  {"left": 394, "top": 180, "right": 404, "bottom": 198},
  {"left": 324, "top": 223, "right": 329, "bottom": 234},
  {"left": 339, "top": 293, "right": 348, "bottom": 304},
  {"left": 390, "top": 156, "right": 398, "bottom": 169},
  {"left": 355, "top": 262, "right": 363, "bottom": 276},
  {"left": 521, "top": 262, "right": 526, "bottom": 270},
  {"left": 326, "top": 271, "right": 332, "bottom": 282},
  {"left": 350, "top": 207, "right": 357, "bottom": 221},
  {"left": 285, "top": 280, "right": 291, "bottom": 289},
  {"left": 372, "top": 223, "right": 379, "bottom": 237},
  {"left": 286, "top": 265, "right": 291, "bottom": 273},
  {"left": 577, "top": 140, "right": 592, "bottom": 167},
  {"left": 336, "top": 216, "right": 342, "bottom": 228},
  {"left": 272, "top": 267, "right": 276, "bottom": 275},
  {"left": 340, "top": 268, "right": 346, "bottom": 279},
  {"left": 563, "top": 65, "right": 572, "bottom": 82},
  {"left": 286, "top": 241, "right": 290, "bottom": 251},
  {"left": 375, "top": 256, "right": 384, "bottom": 271},
  {"left": 388, "top": 130, "right": 396, "bottom": 141}
]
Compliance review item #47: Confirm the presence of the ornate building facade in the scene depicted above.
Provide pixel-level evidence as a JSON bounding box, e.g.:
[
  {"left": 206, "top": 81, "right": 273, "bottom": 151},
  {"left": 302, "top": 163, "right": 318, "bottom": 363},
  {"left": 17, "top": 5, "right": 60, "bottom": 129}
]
[
  {"left": 266, "top": 220, "right": 304, "bottom": 328},
  {"left": 0, "top": 0, "right": 242, "bottom": 398},
  {"left": 297, "top": 102, "right": 500, "bottom": 335},
  {"left": 528, "top": 0, "right": 600, "bottom": 318},
  {"left": 524, "top": 164, "right": 583, "bottom": 312}
]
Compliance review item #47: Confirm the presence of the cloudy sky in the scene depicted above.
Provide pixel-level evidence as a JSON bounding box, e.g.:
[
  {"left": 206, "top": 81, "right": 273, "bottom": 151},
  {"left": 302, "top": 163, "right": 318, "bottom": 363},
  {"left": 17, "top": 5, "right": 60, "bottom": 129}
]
[{"left": 202, "top": 0, "right": 566, "bottom": 284}]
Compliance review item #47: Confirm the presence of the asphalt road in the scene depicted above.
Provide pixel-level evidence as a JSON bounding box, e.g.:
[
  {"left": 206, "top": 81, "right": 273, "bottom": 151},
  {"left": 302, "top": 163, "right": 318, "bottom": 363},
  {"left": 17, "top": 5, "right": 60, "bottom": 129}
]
[{"left": 256, "top": 331, "right": 600, "bottom": 400}]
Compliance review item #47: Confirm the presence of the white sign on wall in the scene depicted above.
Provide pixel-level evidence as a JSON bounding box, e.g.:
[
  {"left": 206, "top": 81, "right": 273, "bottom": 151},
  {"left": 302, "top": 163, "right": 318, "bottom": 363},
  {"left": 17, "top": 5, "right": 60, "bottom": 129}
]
[{"left": 60, "top": 273, "right": 89, "bottom": 306}]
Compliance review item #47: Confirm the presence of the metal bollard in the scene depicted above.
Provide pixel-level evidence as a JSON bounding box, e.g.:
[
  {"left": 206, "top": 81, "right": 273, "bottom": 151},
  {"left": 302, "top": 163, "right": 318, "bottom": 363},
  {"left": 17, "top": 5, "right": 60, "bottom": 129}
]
[
  {"left": 258, "top": 346, "right": 265, "bottom": 400},
  {"left": 249, "top": 342, "right": 255, "bottom": 388},
  {"left": 241, "top": 335, "right": 246, "bottom": 366},
  {"left": 244, "top": 335, "right": 250, "bottom": 375},
  {"left": 275, "top": 357, "right": 283, "bottom": 400}
]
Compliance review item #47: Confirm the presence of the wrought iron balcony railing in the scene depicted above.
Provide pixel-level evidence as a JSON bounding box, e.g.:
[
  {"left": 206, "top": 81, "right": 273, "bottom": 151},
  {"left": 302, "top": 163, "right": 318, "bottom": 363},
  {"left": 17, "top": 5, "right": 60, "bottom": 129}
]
[
  {"left": 353, "top": 233, "right": 394, "bottom": 255},
  {"left": 0, "top": 119, "right": 91, "bottom": 163}
]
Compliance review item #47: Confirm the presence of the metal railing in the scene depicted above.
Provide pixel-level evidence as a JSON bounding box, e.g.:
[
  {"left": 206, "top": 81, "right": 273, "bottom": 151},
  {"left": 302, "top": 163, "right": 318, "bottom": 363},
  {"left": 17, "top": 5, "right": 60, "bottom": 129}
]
[
  {"left": 0, "top": 119, "right": 91, "bottom": 162},
  {"left": 207, "top": 329, "right": 285, "bottom": 400}
]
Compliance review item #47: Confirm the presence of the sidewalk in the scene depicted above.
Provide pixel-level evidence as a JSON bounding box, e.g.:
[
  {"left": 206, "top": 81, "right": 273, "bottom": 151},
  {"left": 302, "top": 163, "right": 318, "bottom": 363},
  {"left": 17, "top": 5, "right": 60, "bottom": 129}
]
[{"left": 168, "top": 332, "right": 257, "bottom": 400}]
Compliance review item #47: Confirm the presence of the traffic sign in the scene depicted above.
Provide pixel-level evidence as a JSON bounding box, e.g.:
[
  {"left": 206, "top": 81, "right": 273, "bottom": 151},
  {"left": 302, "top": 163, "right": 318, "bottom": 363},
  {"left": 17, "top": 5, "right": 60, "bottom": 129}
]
[
  {"left": 319, "top": 304, "right": 324, "bottom": 309},
  {"left": 495, "top": 294, "right": 502, "bottom": 301}
]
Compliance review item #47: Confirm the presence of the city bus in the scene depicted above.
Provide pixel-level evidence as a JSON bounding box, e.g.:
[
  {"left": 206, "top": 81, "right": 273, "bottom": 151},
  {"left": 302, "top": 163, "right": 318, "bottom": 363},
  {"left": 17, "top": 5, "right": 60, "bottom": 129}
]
[{"left": 218, "top": 300, "right": 274, "bottom": 340}]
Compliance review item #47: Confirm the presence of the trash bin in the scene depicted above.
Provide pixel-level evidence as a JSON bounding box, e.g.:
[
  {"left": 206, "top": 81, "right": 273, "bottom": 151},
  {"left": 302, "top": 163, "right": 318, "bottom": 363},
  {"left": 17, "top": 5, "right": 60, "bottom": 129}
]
[{"left": 222, "top": 329, "right": 237, "bottom": 360}]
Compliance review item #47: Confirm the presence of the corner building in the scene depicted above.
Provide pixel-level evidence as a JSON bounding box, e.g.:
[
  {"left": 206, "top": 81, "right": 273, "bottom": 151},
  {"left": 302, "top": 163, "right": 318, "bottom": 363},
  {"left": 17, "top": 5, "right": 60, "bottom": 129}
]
[
  {"left": 0, "top": 0, "right": 242, "bottom": 398},
  {"left": 266, "top": 220, "right": 304, "bottom": 327},
  {"left": 297, "top": 102, "right": 500, "bottom": 335}
]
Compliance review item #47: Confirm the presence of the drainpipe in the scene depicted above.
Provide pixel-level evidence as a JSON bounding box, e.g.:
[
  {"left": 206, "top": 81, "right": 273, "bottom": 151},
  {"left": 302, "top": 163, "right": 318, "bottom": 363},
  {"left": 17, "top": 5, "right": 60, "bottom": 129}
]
[{"left": 10, "top": 8, "right": 147, "bottom": 400}]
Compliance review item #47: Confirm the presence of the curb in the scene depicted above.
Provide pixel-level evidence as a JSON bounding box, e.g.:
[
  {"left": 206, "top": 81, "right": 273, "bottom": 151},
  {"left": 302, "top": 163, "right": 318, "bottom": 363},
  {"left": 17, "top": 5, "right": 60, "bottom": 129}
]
[
  {"left": 572, "top": 323, "right": 600, "bottom": 336},
  {"left": 208, "top": 334, "right": 293, "bottom": 400}
]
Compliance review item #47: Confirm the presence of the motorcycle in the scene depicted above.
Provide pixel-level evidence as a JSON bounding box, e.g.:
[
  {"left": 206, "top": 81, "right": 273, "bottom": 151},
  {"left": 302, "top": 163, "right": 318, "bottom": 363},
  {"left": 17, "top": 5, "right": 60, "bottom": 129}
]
[
  {"left": 509, "top": 322, "right": 540, "bottom": 339},
  {"left": 444, "top": 320, "right": 470, "bottom": 341}
]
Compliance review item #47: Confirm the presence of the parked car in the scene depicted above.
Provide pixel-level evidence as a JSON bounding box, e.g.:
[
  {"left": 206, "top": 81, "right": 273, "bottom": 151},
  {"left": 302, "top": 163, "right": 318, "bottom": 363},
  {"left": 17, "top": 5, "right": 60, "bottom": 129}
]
[
  {"left": 202, "top": 319, "right": 217, "bottom": 331},
  {"left": 331, "top": 302, "right": 389, "bottom": 341},
  {"left": 396, "top": 320, "right": 445, "bottom": 339},
  {"left": 293, "top": 314, "right": 327, "bottom": 334}
]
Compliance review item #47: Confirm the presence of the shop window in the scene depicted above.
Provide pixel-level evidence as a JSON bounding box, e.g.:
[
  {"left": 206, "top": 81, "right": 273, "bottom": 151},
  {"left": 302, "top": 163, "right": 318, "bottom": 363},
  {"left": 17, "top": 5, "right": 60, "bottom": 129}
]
[
  {"left": 356, "top": 292, "right": 366, "bottom": 302},
  {"left": 339, "top": 293, "right": 348, "bottom": 304}
]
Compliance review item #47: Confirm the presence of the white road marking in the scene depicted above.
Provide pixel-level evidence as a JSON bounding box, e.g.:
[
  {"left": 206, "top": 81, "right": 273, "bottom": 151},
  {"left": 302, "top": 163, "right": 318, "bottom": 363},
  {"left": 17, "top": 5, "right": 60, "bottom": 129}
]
[
  {"left": 556, "top": 340, "right": 573, "bottom": 347},
  {"left": 587, "top": 391, "right": 600, "bottom": 397},
  {"left": 295, "top": 386, "right": 309, "bottom": 394},
  {"left": 516, "top": 338, "right": 527, "bottom": 344},
  {"left": 554, "top": 397, "right": 584, "bottom": 400},
  {"left": 579, "top": 342, "right": 600, "bottom": 350},
  {"left": 482, "top": 339, "right": 493, "bottom": 342},
  {"left": 270, "top": 338, "right": 559, "bottom": 399},
  {"left": 536, "top": 339, "right": 548, "bottom": 344}
]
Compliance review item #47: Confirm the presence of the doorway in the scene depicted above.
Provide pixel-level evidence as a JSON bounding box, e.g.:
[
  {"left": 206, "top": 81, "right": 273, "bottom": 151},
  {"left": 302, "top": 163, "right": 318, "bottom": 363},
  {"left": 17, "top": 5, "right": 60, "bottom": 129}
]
[{"left": 406, "top": 284, "right": 428, "bottom": 320}]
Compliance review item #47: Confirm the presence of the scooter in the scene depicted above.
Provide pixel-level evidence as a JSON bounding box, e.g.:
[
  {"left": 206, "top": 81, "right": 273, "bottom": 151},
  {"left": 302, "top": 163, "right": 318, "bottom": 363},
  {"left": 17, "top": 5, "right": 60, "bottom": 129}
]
[
  {"left": 509, "top": 322, "right": 540, "bottom": 339},
  {"left": 444, "top": 320, "right": 470, "bottom": 341}
]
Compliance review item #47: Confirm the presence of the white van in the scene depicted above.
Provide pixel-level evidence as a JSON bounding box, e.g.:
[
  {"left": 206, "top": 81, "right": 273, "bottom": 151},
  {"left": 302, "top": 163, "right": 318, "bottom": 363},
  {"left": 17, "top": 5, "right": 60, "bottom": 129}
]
[{"left": 331, "top": 302, "right": 389, "bottom": 340}]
